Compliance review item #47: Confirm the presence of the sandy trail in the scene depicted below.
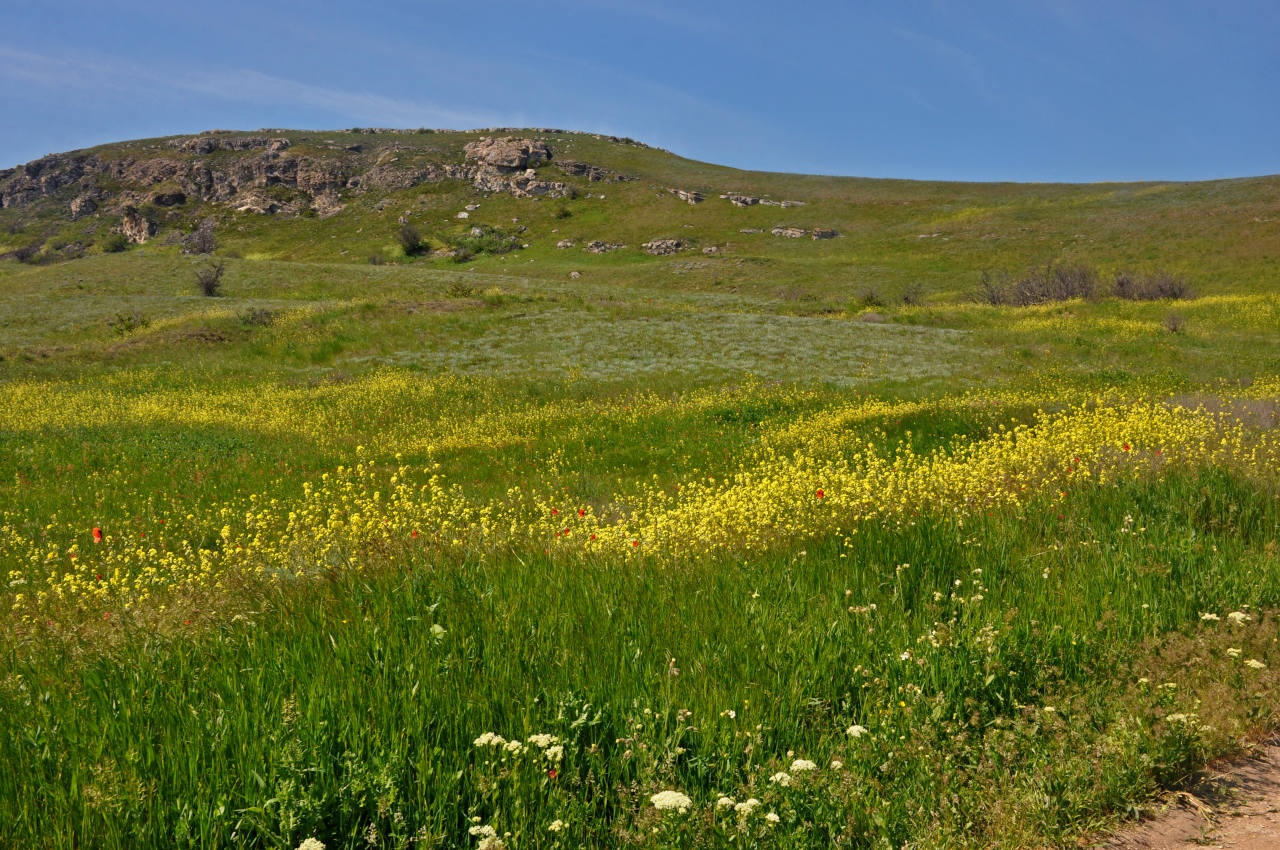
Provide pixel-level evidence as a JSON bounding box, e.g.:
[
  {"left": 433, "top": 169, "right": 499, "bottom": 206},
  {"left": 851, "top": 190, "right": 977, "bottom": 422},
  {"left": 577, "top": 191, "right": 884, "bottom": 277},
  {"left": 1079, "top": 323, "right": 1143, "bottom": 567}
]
[{"left": 1101, "top": 741, "right": 1280, "bottom": 849}]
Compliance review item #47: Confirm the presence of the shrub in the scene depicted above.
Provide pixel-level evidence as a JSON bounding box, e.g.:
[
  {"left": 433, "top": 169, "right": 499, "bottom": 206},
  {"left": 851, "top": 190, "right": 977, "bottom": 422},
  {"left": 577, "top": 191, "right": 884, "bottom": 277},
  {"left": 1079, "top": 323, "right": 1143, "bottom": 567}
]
[
  {"left": 106, "top": 311, "right": 150, "bottom": 335},
  {"left": 900, "top": 284, "right": 925, "bottom": 306},
  {"left": 1114, "top": 271, "right": 1193, "bottom": 301},
  {"left": 397, "top": 223, "right": 424, "bottom": 256},
  {"left": 195, "top": 260, "right": 226, "bottom": 297},
  {"left": 450, "top": 226, "right": 520, "bottom": 263},
  {"left": 1164, "top": 312, "right": 1187, "bottom": 334},
  {"left": 554, "top": 205, "right": 572, "bottom": 220},
  {"left": 101, "top": 233, "right": 129, "bottom": 254},
  {"left": 367, "top": 254, "right": 385, "bottom": 266},
  {"left": 238, "top": 308, "right": 277, "bottom": 327},
  {"left": 858, "top": 289, "right": 886, "bottom": 308},
  {"left": 977, "top": 263, "right": 1099, "bottom": 306},
  {"left": 445, "top": 279, "right": 475, "bottom": 298}
]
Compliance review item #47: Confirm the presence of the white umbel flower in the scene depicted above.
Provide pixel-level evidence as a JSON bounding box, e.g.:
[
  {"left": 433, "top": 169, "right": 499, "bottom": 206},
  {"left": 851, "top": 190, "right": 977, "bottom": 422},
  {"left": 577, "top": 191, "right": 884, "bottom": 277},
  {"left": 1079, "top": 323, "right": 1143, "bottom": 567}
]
[
  {"left": 847, "top": 724, "right": 869, "bottom": 738},
  {"left": 789, "top": 758, "right": 817, "bottom": 772},
  {"left": 650, "top": 790, "right": 693, "bottom": 813},
  {"left": 296, "top": 840, "right": 325, "bottom": 850}
]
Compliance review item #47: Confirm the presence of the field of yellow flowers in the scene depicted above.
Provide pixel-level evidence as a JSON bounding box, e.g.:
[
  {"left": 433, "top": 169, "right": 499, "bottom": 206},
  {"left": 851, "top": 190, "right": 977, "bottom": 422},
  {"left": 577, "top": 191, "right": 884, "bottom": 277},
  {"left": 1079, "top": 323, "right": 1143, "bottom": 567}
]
[
  {"left": 1, "top": 357, "right": 1279, "bottom": 849},
  {"left": 2, "top": 247, "right": 1280, "bottom": 848}
]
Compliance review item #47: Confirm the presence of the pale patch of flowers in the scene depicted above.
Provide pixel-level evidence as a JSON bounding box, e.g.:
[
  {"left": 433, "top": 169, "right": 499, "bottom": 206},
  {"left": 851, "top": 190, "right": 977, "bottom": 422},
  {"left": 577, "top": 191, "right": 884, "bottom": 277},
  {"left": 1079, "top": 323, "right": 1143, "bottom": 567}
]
[{"left": 651, "top": 790, "right": 693, "bottom": 814}]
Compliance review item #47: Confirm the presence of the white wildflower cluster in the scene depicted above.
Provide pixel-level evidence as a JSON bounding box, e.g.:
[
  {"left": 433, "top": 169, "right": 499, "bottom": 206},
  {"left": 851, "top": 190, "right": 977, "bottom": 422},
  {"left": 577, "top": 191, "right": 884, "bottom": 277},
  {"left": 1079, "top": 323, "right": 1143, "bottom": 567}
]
[
  {"left": 765, "top": 812, "right": 781, "bottom": 824},
  {"left": 548, "top": 819, "right": 566, "bottom": 833},
  {"left": 846, "top": 724, "right": 869, "bottom": 738},
  {"left": 768, "top": 771, "right": 792, "bottom": 787},
  {"left": 1228, "top": 611, "right": 1252, "bottom": 624},
  {"left": 544, "top": 744, "right": 564, "bottom": 762},
  {"left": 473, "top": 732, "right": 506, "bottom": 748},
  {"left": 1227, "top": 647, "right": 1242, "bottom": 657},
  {"left": 789, "top": 758, "right": 817, "bottom": 772},
  {"left": 504, "top": 739, "right": 527, "bottom": 755},
  {"left": 1200, "top": 612, "right": 1221, "bottom": 622},
  {"left": 468, "top": 824, "right": 506, "bottom": 849},
  {"left": 1246, "top": 659, "right": 1268, "bottom": 670},
  {"left": 527, "top": 733, "right": 559, "bottom": 748},
  {"left": 733, "top": 797, "right": 761, "bottom": 816},
  {"left": 650, "top": 790, "right": 693, "bottom": 813},
  {"left": 830, "top": 760, "right": 844, "bottom": 770},
  {"left": 716, "top": 796, "right": 735, "bottom": 809},
  {"left": 296, "top": 839, "right": 325, "bottom": 850}
]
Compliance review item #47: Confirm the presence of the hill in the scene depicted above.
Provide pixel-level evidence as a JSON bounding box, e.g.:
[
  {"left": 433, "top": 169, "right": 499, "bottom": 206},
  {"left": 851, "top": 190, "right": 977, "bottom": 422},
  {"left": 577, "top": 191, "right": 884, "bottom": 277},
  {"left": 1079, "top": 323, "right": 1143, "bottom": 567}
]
[{"left": 2, "top": 129, "right": 1280, "bottom": 850}]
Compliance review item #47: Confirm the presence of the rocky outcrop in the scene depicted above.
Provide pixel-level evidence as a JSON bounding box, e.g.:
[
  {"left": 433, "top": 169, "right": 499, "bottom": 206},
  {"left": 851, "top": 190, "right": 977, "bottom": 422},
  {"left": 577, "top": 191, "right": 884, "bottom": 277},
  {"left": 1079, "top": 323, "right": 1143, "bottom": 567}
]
[
  {"left": 642, "top": 238, "right": 688, "bottom": 256},
  {"left": 119, "top": 207, "right": 156, "bottom": 244},
  {"left": 556, "top": 239, "right": 576, "bottom": 249},
  {"left": 152, "top": 191, "right": 186, "bottom": 206},
  {"left": 585, "top": 240, "right": 623, "bottom": 254},
  {"left": 311, "top": 191, "right": 344, "bottom": 219},
  {"left": 170, "top": 135, "right": 290, "bottom": 154},
  {"left": 811, "top": 227, "right": 838, "bottom": 239},
  {"left": 556, "top": 160, "right": 636, "bottom": 183},
  {"left": 669, "top": 188, "right": 705, "bottom": 204},
  {"left": 70, "top": 191, "right": 101, "bottom": 219},
  {"left": 462, "top": 137, "right": 568, "bottom": 198},
  {"left": 771, "top": 226, "right": 808, "bottom": 238},
  {"left": 464, "top": 137, "right": 552, "bottom": 171}
]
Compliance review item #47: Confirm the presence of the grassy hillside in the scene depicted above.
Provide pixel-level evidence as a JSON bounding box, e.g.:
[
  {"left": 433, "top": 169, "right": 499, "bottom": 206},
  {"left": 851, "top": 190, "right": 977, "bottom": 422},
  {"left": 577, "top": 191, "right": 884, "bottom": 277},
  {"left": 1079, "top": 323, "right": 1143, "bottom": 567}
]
[{"left": 1, "top": 130, "right": 1279, "bottom": 849}]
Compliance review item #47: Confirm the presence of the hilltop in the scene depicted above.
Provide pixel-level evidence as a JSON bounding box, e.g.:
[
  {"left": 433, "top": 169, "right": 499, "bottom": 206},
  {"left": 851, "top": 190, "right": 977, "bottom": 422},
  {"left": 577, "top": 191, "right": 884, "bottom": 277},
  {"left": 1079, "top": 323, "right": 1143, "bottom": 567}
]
[{"left": 3, "top": 127, "right": 1279, "bottom": 302}]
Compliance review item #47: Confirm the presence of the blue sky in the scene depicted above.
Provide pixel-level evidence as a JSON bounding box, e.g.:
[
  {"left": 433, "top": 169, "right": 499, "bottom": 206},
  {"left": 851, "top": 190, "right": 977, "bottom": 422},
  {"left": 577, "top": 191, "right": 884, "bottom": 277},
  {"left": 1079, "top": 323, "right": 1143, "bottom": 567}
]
[{"left": 2, "top": 1, "right": 1277, "bottom": 182}]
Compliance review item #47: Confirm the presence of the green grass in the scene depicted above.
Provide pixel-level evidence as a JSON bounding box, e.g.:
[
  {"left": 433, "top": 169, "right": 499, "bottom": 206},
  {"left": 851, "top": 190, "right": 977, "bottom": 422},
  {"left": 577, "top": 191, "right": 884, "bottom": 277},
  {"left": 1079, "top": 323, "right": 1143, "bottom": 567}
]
[{"left": 1, "top": 128, "right": 1280, "bottom": 849}]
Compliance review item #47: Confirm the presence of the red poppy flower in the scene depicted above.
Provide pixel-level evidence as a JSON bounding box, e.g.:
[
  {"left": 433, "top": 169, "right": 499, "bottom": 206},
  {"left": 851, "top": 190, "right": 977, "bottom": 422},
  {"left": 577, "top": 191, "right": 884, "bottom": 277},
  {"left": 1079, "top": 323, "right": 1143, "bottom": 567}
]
[
  {"left": 632, "top": 540, "right": 639, "bottom": 547},
  {"left": 578, "top": 509, "right": 585, "bottom": 517},
  {"left": 816, "top": 489, "right": 824, "bottom": 498},
  {"left": 548, "top": 768, "right": 558, "bottom": 779},
  {"left": 412, "top": 530, "right": 418, "bottom": 539},
  {"left": 1123, "top": 443, "right": 1130, "bottom": 451},
  {"left": 552, "top": 509, "right": 559, "bottom": 516},
  {"left": 92, "top": 527, "right": 103, "bottom": 543}
]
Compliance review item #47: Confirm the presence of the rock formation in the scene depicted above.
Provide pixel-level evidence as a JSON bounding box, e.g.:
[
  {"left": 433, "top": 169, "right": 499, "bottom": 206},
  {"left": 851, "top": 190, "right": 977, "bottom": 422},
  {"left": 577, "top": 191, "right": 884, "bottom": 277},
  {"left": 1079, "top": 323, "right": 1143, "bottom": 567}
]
[{"left": 642, "top": 238, "right": 688, "bottom": 256}]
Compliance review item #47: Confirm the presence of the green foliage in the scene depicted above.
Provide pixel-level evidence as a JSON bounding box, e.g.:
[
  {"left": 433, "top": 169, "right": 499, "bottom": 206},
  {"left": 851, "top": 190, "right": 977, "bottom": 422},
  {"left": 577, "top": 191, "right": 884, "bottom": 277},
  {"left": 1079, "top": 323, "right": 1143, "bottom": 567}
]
[{"left": 100, "top": 232, "right": 129, "bottom": 253}]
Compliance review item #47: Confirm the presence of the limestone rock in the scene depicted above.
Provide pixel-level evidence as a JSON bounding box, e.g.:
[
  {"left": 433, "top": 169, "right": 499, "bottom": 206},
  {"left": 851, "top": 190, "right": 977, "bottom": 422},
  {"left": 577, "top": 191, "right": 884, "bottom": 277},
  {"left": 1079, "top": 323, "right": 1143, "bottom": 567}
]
[
  {"left": 119, "top": 206, "right": 156, "bottom": 243},
  {"left": 463, "top": 137, "right": 552, "bottom": 172},
  {"left": 70, "top": 192, "right": 99, "bottom": 219},
  {"left": 642, "top": 238, "right": 687, "bottom": 256},
  {"left": 557, "top": 239, "right": 575, "bottom": 249},
  {"left": 811, "top": 227, "right": 838, "bottom": 240},
  {"left": 585, "top": 240, "right": 623, "bottom": 254},
  {"left": 151, "top": 191, "right": 186, "bottom": 206},
  {"left": 569, "top": 271, "right": 581, "bottom": 279},
  {"left": 722, "top": 193, "right": 760, "bottom": 207},
  {"left": 771, "top": 225, "right": 807, "bottom": 238},
  {"left": 311, "top": 191, "right": 344, "bottom": 218},
  {"left": 669, "top": 188, "right": 704, "bottom": 204}
]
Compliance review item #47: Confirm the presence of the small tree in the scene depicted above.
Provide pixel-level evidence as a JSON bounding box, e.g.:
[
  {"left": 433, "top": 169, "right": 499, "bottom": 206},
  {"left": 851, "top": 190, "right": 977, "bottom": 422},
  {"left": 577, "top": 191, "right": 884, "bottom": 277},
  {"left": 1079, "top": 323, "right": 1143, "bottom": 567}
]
[
  {"left": 397, "top": 223, "right": 424, "bottom": 256},
  {"left": 195, "top": 260, "right": 225, "bottom": 297}
]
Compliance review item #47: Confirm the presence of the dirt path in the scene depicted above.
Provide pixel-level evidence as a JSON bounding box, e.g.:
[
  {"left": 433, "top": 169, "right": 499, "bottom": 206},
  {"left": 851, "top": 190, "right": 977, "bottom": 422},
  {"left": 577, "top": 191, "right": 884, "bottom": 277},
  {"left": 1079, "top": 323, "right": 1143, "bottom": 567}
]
[{"left": 1100, "top": 741, "right": 1280, "bottom": 849}]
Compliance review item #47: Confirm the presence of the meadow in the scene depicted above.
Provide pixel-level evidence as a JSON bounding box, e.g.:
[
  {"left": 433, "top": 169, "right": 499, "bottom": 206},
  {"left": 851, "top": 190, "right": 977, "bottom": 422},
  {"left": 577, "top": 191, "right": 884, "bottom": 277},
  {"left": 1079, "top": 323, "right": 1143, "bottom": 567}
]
[{"left": 2, "top": 131, "right": 1280, "bottom": 849}]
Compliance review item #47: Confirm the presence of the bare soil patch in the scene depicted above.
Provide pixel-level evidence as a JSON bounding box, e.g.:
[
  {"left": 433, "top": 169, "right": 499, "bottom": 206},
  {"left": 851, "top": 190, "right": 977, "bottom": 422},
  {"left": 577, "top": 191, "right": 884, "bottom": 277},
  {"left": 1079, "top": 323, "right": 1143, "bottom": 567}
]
[{"left": 1099, "top": 740, "right": 1280, "bottom": 849}]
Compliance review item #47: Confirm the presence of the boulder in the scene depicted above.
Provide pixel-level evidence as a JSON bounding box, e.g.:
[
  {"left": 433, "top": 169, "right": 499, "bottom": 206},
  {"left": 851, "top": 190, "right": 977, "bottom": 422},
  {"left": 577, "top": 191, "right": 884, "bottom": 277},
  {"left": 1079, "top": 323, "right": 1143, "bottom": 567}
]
[
  {"left": 119, "top": 206, "right": 156, "bottom": 243},
  {"left": 811, "top": 227, "right": 838, "bottom": 240},
  {"left": 722, "top": 193, "right": 760, "bottom": 207},
  {"left": 557, "top": 239, "right": 575, "bottom": 249},
  {"left": 585, "top": 240, "right": 623, "bottom": 254},
  {"left": 771, "top": 225, "right": 807, "bottom": 238}
]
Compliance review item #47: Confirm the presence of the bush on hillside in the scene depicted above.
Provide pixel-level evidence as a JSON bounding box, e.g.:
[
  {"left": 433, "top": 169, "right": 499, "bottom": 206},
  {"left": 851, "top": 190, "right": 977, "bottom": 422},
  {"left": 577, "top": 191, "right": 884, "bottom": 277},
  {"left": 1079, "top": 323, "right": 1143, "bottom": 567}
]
[
  {"left": 195, "top": 260, "right": 226, "bottom": 297},
  {"left": 978, "top": 263, "right": 1100, "bottom": 306},
  {"left": 1114, "top": 271, "right": 1193, "bottom": 301},
  {"left": 397, "top": 223, "right": 425, "bottom": 256}
]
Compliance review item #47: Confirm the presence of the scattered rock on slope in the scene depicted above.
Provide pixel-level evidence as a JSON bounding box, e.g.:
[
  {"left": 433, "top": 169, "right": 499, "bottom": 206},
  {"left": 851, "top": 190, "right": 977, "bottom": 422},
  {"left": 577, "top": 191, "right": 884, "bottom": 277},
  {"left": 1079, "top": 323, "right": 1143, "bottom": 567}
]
[
  {"left": 642, "top": 238, "right": 688, "bottom": 255},
  {"left": 585, "top": 240, "right": 623, "bottom": 254},
  {"left": 669, "top": 188, "right": 704, "bottom": 204}
]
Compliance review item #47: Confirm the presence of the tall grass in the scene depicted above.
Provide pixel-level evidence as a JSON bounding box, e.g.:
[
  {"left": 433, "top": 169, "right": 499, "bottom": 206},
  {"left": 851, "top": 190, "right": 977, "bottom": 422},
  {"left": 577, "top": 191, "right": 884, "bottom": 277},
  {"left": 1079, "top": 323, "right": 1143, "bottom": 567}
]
[{"left": 3, "top": 469, "right": 1279, "bottom": 848}]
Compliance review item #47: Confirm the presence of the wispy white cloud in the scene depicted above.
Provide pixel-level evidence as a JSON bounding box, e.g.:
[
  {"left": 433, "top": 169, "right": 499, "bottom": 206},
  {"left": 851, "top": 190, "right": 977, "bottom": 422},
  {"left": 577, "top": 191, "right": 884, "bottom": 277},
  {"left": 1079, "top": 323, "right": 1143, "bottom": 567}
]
[
  {"left": 0, "top": 44, "right": 501, "bottom": 129},
  {"left": 174, "top": 69, "right": 498, "bottom": 129}
]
